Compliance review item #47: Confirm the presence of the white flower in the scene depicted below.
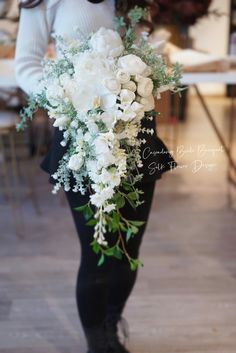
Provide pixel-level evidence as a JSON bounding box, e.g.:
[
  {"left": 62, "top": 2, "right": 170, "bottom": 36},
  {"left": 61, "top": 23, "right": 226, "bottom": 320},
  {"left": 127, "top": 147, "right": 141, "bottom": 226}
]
[
  {"left": 116, "top": 70, "right": 130, "bottom": 84},
  {"left": 46, "top": 82, "right": 64, "bottom": 105},
  {"left": 140, "top": 95, "right": 155, "bottom": 111},
  {"left": 97, "top": 152, "right": 116, "bottom": 168},
  {"left": 120, "top": 106, "right": 136, "bottom": 122},
  {"left": 104, "top": 204, "right": 116, "bottom": 213},
  {"left": 100, "top": 112, "right": 116, "bottom": 129},
  {"left": 68, "top": 154, "right": 83, "bottom": 171},
  {"left": 131, "top": 101, "right": 144, "bottom": 112},
  {"left": 90, "top": 27, "right": 124, "bottom": 58},
  {"left": 93, "top": 131, "right": 114, "bottom": 155},
  {"left": 101, "top": 94, "right": 117, "bottom": 111},
  {"left": 53, "top": 115, "right": 70, "bottom": 128},
  {"left": 137, "top": 77, "right": 154, "bottom": 97},
  {"left": 119, "top": 89, "right": 136, "bottom": 105},
  {"left": 104, "top": 77, "right": 121, "bottom": 94},
  {"left": 122, "top": 81, "right": 137, "bottom": 92},
  {"left": 118, "top": 54, "right": 147, "bottom": 75},
  {"left": 90, "top": 186, "right": 115, "bottom": 207},
  {"left": 100, "top": 168, "right": 121, "bottom": 187}
]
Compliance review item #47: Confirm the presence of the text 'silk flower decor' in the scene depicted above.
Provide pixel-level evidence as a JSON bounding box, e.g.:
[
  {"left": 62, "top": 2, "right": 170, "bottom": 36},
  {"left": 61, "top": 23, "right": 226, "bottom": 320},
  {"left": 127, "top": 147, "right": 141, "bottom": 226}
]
[{"left": 18, "top": 8, "right": 181, "bottom": 270}]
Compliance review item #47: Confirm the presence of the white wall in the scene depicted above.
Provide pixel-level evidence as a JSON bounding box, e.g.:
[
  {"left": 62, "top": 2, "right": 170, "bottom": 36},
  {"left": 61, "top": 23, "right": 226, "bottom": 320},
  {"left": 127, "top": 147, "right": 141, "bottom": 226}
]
[{"left": 189, "top": 0, "right": 231, "bottom": 95}]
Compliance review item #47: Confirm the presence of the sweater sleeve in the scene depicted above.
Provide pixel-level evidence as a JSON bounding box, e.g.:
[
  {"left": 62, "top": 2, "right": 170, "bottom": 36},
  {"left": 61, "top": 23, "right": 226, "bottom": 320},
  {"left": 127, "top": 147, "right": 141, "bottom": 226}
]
[{"left": 15, "top": 5, "right": 53, "bottom": 95}]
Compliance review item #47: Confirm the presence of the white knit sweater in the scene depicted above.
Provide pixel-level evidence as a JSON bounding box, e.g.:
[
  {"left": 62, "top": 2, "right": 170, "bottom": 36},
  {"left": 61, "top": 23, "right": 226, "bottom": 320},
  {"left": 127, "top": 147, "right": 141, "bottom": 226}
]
[{"left": 15, "top": 0, "right": 115, "bottom": 94}]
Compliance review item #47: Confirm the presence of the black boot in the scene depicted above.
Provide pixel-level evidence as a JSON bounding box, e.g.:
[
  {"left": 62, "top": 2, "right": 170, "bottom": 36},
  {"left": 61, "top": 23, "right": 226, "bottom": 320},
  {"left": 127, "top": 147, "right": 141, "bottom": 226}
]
[
  {"left": 84, "top": 321, "right": 109, "bottom": 353},
  {"left": 105, "top": 305, "right": 130, "bottom": 353}
]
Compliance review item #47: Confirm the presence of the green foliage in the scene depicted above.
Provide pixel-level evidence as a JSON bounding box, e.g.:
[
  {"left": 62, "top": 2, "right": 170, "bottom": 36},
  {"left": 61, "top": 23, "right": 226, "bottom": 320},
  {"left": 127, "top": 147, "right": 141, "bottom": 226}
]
[
  {"left": 113, "top": 16, "right": 126, "bottom": 31},
  {"left": 16, "top": 92, "right": 48, "bottom": 131},
  {"left": 128, "top": 6, "right": 148, "bottom": 27}
]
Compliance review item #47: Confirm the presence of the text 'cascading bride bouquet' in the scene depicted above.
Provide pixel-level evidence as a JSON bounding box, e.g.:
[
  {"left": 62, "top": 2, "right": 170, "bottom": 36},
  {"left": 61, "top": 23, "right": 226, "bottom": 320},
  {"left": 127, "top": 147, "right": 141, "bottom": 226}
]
[{"left": 18, "top": 8, "right": 181, "bottom": 270}]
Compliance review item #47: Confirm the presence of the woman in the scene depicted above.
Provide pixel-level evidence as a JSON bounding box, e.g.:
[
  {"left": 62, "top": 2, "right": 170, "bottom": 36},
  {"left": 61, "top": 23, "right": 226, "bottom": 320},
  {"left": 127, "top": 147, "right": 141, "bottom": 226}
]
[{"left": 15, "top": 1, "right": 177, "bottom": 352}]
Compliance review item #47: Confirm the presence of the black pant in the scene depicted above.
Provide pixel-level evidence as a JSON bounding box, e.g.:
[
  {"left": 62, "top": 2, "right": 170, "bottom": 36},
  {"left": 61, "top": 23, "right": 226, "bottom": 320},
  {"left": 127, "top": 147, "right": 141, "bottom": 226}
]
[{"left": 65, "top": 181, "right": 156, "bottom": 329}]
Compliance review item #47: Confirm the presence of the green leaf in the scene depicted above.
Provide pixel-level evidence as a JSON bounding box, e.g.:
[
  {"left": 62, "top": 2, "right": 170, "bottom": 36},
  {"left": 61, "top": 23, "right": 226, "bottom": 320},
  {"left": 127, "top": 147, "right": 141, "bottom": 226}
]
[
  {"left": 130, "top": 220, "right": 145, "bottom": 227},
  {"left": 113, "top": 16, "right": 126, "bottom": 30},
  {"left": 113, "top": 246, "right": 123, "bottom": 260},
  {"left": 104, "top": 247, "right": 115, "bottom": 256},
  {"left": 130, "top": 260, "right": 138, "bottom": 271},
  {"left": 120, "top": 222, "right": 127, "bottom": 232},
  {"left": 128, "top": 7, "right": 148, "bottom": 26},
  {"left": 122, "top": 183, "right": 132, "bottom": 191},
  {"left": 74, "top": 204, "right": 87, "bottom": 212},
  {"left": 127, "top": 192, "right": 138, "bottom": 201},
  {"left": 131, "top": 225, "right": 139, "bottom": 234},
  {"left": 86, "top": 219, "right": 97, "bottom": 226},
  {"left": 84, "top": 206, "right": 93, "bottom": 220},
  {"left": 126, "top": 228, "right": 133, "bottom": 242},
  {"left": 91, "top": 241, "right": 100, "bottom": 255},
  {"left": 97, "top": 254, "right": 105, "bottom": 266}
]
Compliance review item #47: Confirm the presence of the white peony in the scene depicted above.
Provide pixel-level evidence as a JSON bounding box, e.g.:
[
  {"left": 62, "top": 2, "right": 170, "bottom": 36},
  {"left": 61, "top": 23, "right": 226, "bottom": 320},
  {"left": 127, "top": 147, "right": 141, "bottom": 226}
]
[
  {"left": 140, "top": 95, "right": 155, "bottom": 111},
  {"left": 137, "top": 77, "right": 154, "bottom": 97},
  {"left": 118, "top": 54, "right": 147, "bottom": 75},
  {"left": 90, "top": 27, "right": 124, "bottom": 58},
  {"left": 68, "top": 154, "right": 83, "bottom": 171}
]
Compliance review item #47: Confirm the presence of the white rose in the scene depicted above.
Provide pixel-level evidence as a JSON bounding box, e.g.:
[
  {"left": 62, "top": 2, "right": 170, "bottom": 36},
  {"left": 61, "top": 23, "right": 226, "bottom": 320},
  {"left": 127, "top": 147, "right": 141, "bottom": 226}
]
[
  {"left": 90, "top": 27, "right": 124, "bottom": 57},
  {"left": 68, "top": 154, "right": 83, "bottom": 171},
  {"left": 116, "top": 70, "right": 130, "bottom": 84},
  {"left": 137, "top": 77, "right": 154, "bottom": 97},
  {"left": 104, "top": 77, "right": 121, "bottom": 94},
  {"left": 119, "top": 89, "right": 136, "bottom": 105},
  {"left": 122, "top": 81, "right": 137, "bottom": 92},
  {"left": 140, "top": 95, "right": 155, "bottom": 111},
  {"left": 53, "top": 115, "right": 70, "bottom": 128},
  {"left": 118, "top": 54, "right": 147, "bottom": 75}
]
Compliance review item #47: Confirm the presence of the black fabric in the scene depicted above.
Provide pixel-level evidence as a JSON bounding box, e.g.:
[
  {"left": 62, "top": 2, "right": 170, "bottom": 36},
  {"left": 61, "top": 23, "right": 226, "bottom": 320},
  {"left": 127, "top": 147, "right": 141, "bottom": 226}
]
[
  {"left": 65, "top": 181, "right": 155, "bottom": 328},
  {"left": 40, "top": 117, "right": 177, "bottom": 185}
]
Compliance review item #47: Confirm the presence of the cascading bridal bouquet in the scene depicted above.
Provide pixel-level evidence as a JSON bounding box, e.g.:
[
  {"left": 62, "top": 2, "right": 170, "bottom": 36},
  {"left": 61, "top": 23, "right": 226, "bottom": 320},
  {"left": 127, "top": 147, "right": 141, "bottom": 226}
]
[{"left": 18, "top": 7, "right": 181, "bottom": 270}]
